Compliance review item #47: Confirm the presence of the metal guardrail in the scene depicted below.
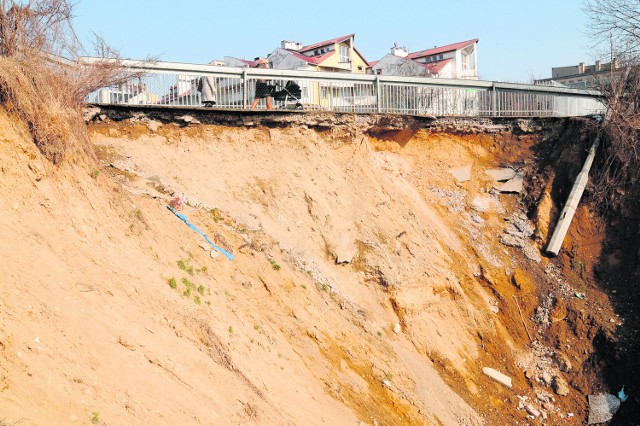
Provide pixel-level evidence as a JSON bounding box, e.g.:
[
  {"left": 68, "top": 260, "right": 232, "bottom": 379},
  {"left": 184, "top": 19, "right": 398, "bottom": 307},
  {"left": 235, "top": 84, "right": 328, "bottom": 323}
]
[{"left": 85, "top": 58, "right": 606, "bottom": 117}]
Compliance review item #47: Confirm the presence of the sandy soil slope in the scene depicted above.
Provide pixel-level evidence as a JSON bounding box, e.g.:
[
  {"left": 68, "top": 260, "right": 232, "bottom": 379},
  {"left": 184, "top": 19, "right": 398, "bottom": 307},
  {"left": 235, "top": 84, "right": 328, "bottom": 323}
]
[{"left": 0, "top": 110, "right": 616, "bottom": 425}]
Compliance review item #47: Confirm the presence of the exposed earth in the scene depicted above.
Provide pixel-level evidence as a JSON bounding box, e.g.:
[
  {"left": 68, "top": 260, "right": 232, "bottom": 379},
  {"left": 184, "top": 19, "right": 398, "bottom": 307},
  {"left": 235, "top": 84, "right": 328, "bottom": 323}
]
[{"left": 0, "top": 107, "right": 636, "bottom": 425}]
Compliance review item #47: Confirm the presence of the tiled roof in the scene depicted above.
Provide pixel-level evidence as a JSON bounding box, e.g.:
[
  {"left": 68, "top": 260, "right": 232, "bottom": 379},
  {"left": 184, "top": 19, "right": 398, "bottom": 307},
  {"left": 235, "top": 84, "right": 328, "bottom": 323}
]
[
  {"left": 407, "top": 38, "right": 478, "bottom": 59},
  {"left": 420, "top": 57, "right": 452, "bottom": 74},
  {"left": 299, "top": 34, "right": 354, "bottom": 52},
  {"left": 293, "top": 50, "right": 336, "bottom": 64}
]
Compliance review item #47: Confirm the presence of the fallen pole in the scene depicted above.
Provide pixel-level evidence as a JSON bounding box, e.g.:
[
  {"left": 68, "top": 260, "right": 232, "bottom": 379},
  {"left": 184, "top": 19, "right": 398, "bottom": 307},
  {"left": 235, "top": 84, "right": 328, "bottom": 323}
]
[{"left": 546, "top": 113, "right": 608, "bottom": 256}]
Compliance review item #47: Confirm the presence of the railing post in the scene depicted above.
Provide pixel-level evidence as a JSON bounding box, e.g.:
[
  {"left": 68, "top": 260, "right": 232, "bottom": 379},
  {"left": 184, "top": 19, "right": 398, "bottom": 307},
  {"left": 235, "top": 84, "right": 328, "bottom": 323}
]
[
  {"left": 491, "top": 83, "right": 497, "bottom": 116},
  {"left": 242, "top": 69, "right": 248, "bottom": 109},
  {"left": 375, "top": 76, "right": 381, "bottom": 113}
]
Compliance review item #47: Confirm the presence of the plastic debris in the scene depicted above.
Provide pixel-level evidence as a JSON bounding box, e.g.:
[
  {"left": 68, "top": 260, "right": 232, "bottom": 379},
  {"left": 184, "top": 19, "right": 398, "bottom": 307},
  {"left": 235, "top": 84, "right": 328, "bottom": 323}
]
[
  {"left": 167, "top": 206, "right": 234, "bottom": 261},
  {"left": 575, "top": 292, "right": 586, "bottom": 300},
  {"left": 618, "top": 386, "right": 628, "bottom": 402},
  {"left": 588, "top": 394, "right": 621, "bottom": 424}
]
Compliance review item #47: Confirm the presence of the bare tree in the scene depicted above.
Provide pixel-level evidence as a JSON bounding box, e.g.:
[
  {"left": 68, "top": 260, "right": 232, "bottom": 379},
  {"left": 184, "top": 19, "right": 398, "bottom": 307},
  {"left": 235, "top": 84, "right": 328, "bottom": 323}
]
[
  {"left": 0, "top": 0, "right": 140, "bottom": 163},
  {"left": 583, "top": 0, "right": 640, "bottom": 207},
  {"left": 583, "top": 0, "right": 640, "bottom": 58}
]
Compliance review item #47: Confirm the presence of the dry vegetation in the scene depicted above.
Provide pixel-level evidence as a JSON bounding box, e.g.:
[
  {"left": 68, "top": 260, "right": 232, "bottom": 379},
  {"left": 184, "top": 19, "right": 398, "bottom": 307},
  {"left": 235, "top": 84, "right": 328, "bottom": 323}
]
[
  {"left": 0, "top": 0, "right": 134, "bottom": 163},
  {"left": 583, "top": 0, "right": 640, "bottom": 209}
]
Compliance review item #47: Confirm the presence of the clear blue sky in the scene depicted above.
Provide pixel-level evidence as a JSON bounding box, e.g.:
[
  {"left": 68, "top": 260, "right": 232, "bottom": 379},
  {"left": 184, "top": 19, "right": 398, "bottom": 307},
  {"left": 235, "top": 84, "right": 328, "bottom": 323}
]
[{"left": 73, "top": 0, "right": 595, "bottom": 82}]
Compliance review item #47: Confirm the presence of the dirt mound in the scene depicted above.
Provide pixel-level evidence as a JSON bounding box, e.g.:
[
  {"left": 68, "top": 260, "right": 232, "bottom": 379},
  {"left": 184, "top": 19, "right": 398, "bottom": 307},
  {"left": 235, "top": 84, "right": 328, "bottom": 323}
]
[{"left": 0, "top": 109, "right": 622, "bottom": 425}]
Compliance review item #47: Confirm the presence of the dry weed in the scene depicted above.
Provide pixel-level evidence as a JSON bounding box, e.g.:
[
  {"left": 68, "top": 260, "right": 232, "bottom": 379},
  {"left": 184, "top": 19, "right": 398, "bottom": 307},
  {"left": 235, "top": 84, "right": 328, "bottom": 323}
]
[{"left": 0, "top": 0, "right": 143, "bottom": 164}]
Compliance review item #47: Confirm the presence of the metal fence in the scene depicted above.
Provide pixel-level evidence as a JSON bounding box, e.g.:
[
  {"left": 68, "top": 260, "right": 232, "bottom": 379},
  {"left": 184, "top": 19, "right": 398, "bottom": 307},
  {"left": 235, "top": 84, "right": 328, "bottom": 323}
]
[{"left": 86, "top": 58, "right": 605, "bottom": 117}]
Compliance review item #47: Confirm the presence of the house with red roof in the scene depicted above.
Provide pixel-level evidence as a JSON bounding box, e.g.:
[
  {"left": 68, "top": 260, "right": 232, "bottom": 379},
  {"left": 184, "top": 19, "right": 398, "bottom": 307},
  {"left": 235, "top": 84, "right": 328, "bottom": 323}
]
[
  {"left": 267, "top": 34, "right": 369, "bottom": 73},
  {"left": 372, "top": 39, "right": 478, "bottom": 79}
]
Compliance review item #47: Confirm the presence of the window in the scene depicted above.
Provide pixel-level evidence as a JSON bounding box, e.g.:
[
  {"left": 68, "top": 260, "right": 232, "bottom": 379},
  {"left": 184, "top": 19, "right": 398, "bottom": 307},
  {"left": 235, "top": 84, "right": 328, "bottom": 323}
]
[
  {"left": 340, "top": 45, "right": 350, "bottom": 63},
  {"left": 461, "top": 46, "right": 475, "bottom": 70}
]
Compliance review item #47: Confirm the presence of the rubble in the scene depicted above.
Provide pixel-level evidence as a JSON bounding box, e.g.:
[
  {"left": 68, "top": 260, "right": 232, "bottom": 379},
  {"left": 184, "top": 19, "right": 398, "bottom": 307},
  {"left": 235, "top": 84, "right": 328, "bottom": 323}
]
[
  {"left": 498, "top": 173, "right": 524, "bottom": 193},
  {"left": 485, "top": 168, "right": 516, "bottom": 181}
]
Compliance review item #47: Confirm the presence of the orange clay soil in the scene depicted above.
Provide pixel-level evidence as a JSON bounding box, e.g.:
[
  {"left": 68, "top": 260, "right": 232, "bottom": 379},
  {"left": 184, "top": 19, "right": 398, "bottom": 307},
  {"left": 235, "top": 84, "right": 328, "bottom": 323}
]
[{"left": 0, "top": 112, "right": 619, "bottom": 425}]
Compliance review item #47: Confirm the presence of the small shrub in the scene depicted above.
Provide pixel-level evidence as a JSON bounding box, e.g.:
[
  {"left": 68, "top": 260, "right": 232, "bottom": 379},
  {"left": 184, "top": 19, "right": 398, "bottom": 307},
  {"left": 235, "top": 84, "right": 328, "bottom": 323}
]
[
  {"left": 177, "top": 259, "right": 194, "bottom": 275},
  {"left": 320, "top": 283, "right": 329, "bottom": 292},
  {"left": 168, "top": 277, "right": 177, "bottom": 289},
  {"left": 182, "top": 277, "right": 195, "bottom": 297},
  {"left": 228, "top": 326, "right": 234, "bottom": 334},
  {"left": 194, "top": 295, "right": 201, "bottom": 305},
  {"left": 91, "top": 411, "right": 100, "bottom": 424},
  {"left": 197, "top": 285, "right": 205, "bottom": 295},
  {"left": 301, "top": 284, "right": 307, "bottom": 290},
  {"left": 268, "top": 258, "right": 281, "bottom": 271},
  {"left": 90, "top": 169, "right": 100, "bottom": 179}
]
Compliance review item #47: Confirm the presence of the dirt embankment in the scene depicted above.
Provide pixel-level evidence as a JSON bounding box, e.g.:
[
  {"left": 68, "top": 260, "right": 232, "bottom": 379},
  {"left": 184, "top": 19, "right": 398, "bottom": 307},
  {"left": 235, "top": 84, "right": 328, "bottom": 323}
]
[{"left": 0, "top": 107, "right": 629, "bottom": 425}]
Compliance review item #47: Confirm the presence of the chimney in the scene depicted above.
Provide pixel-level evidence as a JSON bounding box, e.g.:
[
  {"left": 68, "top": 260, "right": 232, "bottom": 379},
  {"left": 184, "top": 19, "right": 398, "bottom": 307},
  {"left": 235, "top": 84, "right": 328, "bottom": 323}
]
[
  {"left": 595, "top": 60, "right": 601, "bottom": 71},
  {"left": 281, "top": 40, "right": 303, "bottom": 51},
  {"left": 390, "top": 42, "right": 408, "bottom": 58},
  {"left": 578, "top": 62, "right": 585, "bottom": 74}
]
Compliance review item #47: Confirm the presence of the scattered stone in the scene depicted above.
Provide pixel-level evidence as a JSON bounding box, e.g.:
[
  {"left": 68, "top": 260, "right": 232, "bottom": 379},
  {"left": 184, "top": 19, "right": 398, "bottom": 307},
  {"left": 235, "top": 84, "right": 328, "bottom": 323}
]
[
  {"left": 382, "top": 379, "right": 392, "bottom": 389},
  {"left": 393, "top": 323, "right": 401, "bottom": 334},
  {"left": 552, "top": 375, "right": 570, "bottom": 396},
  {"left": 486, "top": 168, "right": 516, "bottom": 181},
  {"left": 176, "top": 115, "right": 200, "bottom": 124},
  {"left": 525, "top": 404, "right": 541, "bottom": 418},
  {"left": 449, "top": 165, "right": 472, "bottom": 183},
  {"left": 588, "top": 394, "right": 621, "bottom": 424},
  {"left": 542, "top": 372, "right": 553, "bottom": 385},
  {"left": 499, "top": 173, "right": 524, "bottom": 193},
  {"left": 482, "top": 367, "right": 513, "bottom": 388}
]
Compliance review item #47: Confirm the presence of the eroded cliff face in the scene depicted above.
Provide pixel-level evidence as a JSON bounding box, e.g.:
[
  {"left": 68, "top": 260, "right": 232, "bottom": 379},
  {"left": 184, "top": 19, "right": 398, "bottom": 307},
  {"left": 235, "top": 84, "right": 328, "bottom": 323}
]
[{"left": 0, "top": 108, "right": 625, "bottom": 425}]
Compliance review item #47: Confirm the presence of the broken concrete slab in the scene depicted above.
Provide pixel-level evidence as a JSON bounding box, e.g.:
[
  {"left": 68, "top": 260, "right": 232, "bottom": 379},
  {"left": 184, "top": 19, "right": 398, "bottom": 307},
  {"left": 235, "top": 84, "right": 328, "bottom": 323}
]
[
  {"left": 499, "top": 174, "right": 524, "bottom": 193},
  {"left": 482, "top": 367, "right": 513, "bottom": 388},
  {"left": 486, "top": 168, "right": 516, "bottom": 181},
  {"left": 588, "top": 394, "right": 621, "bottom": 424},
  {"left": 525, "top": 404, "right": 541, "bottom": 418},
  {"left": 449, "top": 165, "right": 471, "bottom": 183}
]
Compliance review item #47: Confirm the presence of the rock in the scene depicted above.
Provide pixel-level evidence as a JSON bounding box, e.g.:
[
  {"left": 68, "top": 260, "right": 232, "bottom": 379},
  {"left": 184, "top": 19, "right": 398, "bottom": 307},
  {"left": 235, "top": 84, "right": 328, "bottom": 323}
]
[
  {"left": 83, "top": 106, "right": 101, "bottom": 122},
  {"left": 525, "top": 404, "right": 541, "bottom": 418},
  {"left": 471, "top": 196, "right": 492, "bottom": 212},
  {"left": 499, "top": 174, "right": 524, "bottom": 193},
  {"left": 552, "top": 375, "right": 570, "bottom": 396},
  {"left": 542, "top": 372, "right": 552, "bottom": 385},
  {"left": 486, "top": 168, "right": 516, "bottom": 181},
  {"left": 176, "top": 114, "right": 200, "bottom": 124},
  {"left": 554, "top": 352, "right": 573, "bottom": 373},
  {"left": 523, "top": 245, "right": 542, "bottom": 263},
  {"left": 449, "top": 165, "right": 472, "bottom": 183},
  {"left": 482, "top": 367, "right": 512, "bottom": 388},
  {"left": 500, "top": 234, "right": 525, "bottom": 248},
  {"left": 147, "top": 120, "right": 162, "bottom": 132},
  {"left": 393, "top": 323, "right": 401, "bottom": 334},
  {"left": 588, "top": 394, "right": 621, "bottom": 424}
]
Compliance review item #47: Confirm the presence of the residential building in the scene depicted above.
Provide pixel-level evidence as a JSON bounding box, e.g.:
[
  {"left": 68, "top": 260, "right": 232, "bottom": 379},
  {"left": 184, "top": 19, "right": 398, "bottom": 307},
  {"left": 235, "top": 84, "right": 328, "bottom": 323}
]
[
  {"left": 267, "top": 34, "right": 369, "bottom": 73},
  {"left": 535, "top": 60, "right": 619, "bottom": 89},
  {"left": 371, "top": 38, "right": 479, "bottom": 79}
]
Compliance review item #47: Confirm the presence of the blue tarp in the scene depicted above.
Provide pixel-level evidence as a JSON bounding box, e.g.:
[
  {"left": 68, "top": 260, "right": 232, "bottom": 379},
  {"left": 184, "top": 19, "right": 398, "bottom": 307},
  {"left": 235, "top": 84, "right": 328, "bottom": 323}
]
[{"left": 167, "top": 205, "right": 234, "bottom": 261}]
